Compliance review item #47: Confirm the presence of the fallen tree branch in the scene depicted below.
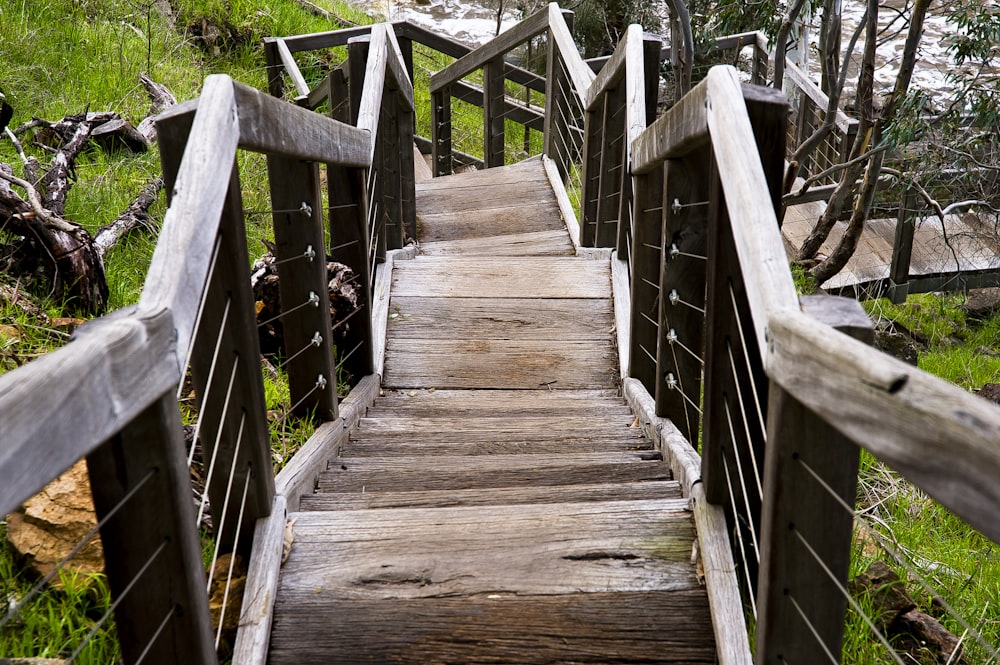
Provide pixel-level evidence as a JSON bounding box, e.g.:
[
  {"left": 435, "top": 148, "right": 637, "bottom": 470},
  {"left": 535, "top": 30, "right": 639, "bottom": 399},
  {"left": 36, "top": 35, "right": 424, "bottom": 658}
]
[{"left": 93, "top": 177, "right": 164, "bottom": 259}]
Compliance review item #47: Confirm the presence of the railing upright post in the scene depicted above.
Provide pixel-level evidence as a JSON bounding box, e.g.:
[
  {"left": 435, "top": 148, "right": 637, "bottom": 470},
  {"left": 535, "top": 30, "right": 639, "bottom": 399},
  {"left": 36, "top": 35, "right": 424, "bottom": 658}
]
[
  {"left": 381, "top": 87, "right": 404, "bottom": 249},
  {"left": 483, "top": 57, "right": 507, "bottom": 168},
  {"left": 348, "top": 36, "right": 371, "bottom": 125},
  {"left": 156, "top": 114, "right": 274, "bottom": 555},
  {"left": 399, "top": 101, "right": 417, "bottom": 241},
  {"left": 888, "top": 185, "right": 918, "bottom": 303},
  {"left": 266, "top": 155, "right": 339, "bottom": 421},
  {"left": 755, "top": 296, "right": 874, "bottom": 664},
  {"left": 543, "top": 35, "right": 568, "bottom": 179},
  {"left": 627, "top": 162, "right": 664, "bottom": 392},
  {"left": 327, "top": 67, "right": 376, "bottom": 379},
  {"left": 263, "top": 39, "right": 284, "bottom": 98},
  {"left": 86, "top": 390, "right": 218, "bottom": 665},
  {"left": 432, "top": 87, "right": 453, "bottom": 176},
  {"left": 580, "top": 107, "right": 603, "bottom": 247},
  {"left": 596, "top": 84, "right": 625, "bottom": 247},
  {"left": 653, "top": 150, "right": 711, "bottom": 441}
]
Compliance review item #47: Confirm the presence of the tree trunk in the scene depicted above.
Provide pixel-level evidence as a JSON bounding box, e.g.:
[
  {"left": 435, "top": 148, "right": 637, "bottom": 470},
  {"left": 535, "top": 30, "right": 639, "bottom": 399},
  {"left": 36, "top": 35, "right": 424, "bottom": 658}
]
[{"left": 811, "top": 0, "right": 931, "bottom": 284}]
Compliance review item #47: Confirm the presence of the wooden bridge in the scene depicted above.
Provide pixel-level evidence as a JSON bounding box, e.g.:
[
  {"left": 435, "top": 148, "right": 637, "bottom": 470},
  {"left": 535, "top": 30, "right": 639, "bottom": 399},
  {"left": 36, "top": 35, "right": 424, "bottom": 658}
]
[{"left": 2, "top": 5, "right": 1000, "bottom": 664}]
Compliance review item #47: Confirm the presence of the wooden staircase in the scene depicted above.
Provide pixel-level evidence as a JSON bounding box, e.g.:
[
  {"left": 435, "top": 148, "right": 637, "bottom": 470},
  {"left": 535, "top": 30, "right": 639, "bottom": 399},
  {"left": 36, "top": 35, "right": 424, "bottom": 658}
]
[{"left": 267, "top": 158, "right": 716, "bottom": 663}]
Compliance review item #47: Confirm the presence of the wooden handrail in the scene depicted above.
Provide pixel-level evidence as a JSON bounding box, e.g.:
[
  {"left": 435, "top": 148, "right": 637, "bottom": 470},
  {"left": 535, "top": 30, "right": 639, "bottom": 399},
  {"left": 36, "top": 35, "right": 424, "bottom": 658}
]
[
  {"left": 428, "top": 4, "right": 552, "bottom": 93},
  {"left": 783, "top": 60, "right": 856, "bottom": 135},
  {"left": 546, "top": 4, "right": 594, "bottom": 104},
  {"left": 768, "top": 308, "right": 1000, "bottom": 543}
]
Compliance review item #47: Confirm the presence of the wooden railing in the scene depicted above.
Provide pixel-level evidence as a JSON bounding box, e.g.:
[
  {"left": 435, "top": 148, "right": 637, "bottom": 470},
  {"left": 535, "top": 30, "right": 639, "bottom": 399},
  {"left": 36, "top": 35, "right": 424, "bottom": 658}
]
[
  {"left": 0, "top": 30, "right": 410, "bottom": 660},
  {"left": 620, "top": 64, "right": 1000, "bottom": 662}
]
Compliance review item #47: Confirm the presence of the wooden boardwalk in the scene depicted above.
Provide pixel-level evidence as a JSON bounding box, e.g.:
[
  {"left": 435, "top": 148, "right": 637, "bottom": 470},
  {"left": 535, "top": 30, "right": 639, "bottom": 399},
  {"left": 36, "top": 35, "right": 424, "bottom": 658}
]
[
  {"left": 268, "top": 157, "right": 716, "bottom": 663},
  {"left": 783, "top": 199, "right": 1000, "bottom": 296}
]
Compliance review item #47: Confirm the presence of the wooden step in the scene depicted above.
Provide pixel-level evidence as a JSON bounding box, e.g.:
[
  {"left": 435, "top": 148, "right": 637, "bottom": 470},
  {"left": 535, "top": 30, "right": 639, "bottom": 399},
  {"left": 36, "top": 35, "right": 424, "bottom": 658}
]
[
  {"left": 387, "top": 296, "right": 612, "bottom": 340},
  {"left": 419, "top": 229, "right": 573, "bottom": 256},
  {"left": 318, "top": 452, "right": 669, "bottom": 492},
  {"left": 391, "top": 256, "right": 610, "bottom": 299},
  {"left": 299, "top": 480, "right": 683, "bottom": 510},
  {"left": 342, "top": 434, "right": 653, "bottom": 457},
  {"left": 383, "top": 338, "right": 618, "bottom": 390},
  {"left": 355, "top": 414, "right": 639, "bottom": 433},
  {"left": 269, "top": 500, "right": 715, "bottom": 664},
  {"left": 372, "top": 388, "right": 630, "bottom": 416}
]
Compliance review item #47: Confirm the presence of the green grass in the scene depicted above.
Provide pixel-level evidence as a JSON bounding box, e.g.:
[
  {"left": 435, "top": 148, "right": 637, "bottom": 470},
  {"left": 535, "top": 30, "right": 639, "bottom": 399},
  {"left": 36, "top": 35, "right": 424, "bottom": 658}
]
[{"left": 0, "top": 523, "right": 119, "bottom": 663}]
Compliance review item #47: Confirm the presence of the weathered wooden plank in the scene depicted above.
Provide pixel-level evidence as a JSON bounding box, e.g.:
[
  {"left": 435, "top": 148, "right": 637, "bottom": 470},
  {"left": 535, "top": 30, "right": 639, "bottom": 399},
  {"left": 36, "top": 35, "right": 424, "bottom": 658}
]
[
  {"left": 319, "top": 452, "right": 669, "bottom": 492},
  {"left": 546, "top": 5, "right": 595, "bottom": 102},
  {"left": 390, "top": 257, "right": 610, "bottom": 299},
  {"left": 383, "top": 338, "right": 617, "bottom": 389},
  {"left": 274, "top": 38, "right": 310, "bottom": 97},
  {"left": 415, "top": 181, "right": 555, "bottom": 215},
  {"left": 372, "top": 246, "right": 418, "bottom": 378},
  {"left": 416, "top": 208, "right": 563, "bottom": 243},
  {"left": 300, "top": 480, "right": 682, "bottom": 511},
  {"left": 280, "top": 499, "right": 695, "bottom": 596},
  {"left": 272, "top": 376, "right": 378, "bottom": 509},
  {"left": 342, "top": 434, "right": 653, "bottom": 457},
  {"left": 419, "top": 230, "right": 573, "bottom": 256},
  {"left": 541, "top": 153, "right": 582, "bottom": 249},
  {"left": 355, "top": 413, "right": 637, "bottom": 433},
  {"left": 416, "top": 155, "right": 546, "bottom": 190},
  {"left": 768, "top": 307, "right": 1000, "bottom": 545},
  {"left": 755, "top": 297, "right": 872, "bottom": 664},
  {"left": 0, "top": 310, "right": 178, "bottom": 516},
  {"left": 269, "top": 591, "right": 716, "bottom": 664},
  {"left": 86, "top": 392, "right": 217, "bottom": 665},
  {"left": 231, "top": 494, "right": 287, "bottom": 665},
  {"left": 386, "top": 296, "right": 610, "bottom": 339},
  {"left": 622, "top": 377, "right": 754, "bottom": 665},
  {"left": 612, "top": 252, "right": 632, "bottom": 380},
  {"left": 372, "top": 388, "right": 626, "bottom": 414}
]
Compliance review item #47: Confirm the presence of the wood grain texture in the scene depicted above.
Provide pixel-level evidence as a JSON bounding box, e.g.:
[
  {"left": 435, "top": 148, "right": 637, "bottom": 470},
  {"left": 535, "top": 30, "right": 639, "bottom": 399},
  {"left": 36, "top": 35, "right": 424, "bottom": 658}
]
[
  {"left": 269, "top": 591, "right": 715, "bottom": 664},
  {"left": 319, "top": 452, "right": 670, "bottom": 492},
  {"left": 419, "top": 230, "right": 573, "bottom": 256},
  {"left": 372, "top": 388, "right": 627, "bottom": 414},
  {"left": 768, "top": 308, "right": 1000, "bottom": 545},
  {"left": 391, "top": 257, "right": 610, "bottom": 299},
  {"left": 281, "top": 499, "right": 697, "bottom": 597},
  {"left": 383, "top": 338, "right": 617, "bottom": 389},
  {"left": 386, "top": 296, "right": 611, "bottom": 339},
  {"left": 300, "top": 480, "right": 681, "bottom": 510}
]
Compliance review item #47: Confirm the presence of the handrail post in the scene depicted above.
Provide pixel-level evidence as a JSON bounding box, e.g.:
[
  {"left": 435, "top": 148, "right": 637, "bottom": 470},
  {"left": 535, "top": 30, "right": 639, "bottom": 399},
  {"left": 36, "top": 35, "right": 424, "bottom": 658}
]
[
  {"left": 157, "top": 113, "right": 274, "bottom": 555},
  {"left": 755, "top": 296, "right": 874, "bottom": 663},
  {"left": 432, "top": 86, "right": 453, "bottom": 176},
  {"left": 87, "top": 390, "right": 219, "bottom": 665},
  {"left": 266, "top": 154, "right": 339, "bottom": 421},
  {"left": 888, "top": 185, "right": 917, "bottom": 303},
  {"left": 348, "top": 35, "right": 371, "bottom": 125},
  {"left": 627, "top": 162, "right": 664, "bottom": 392},
  {"left": 381, "top": 86, "right": 404, "bottom": 249},
  {"left": 483, "top": 56, "right": 506, "bottom": 168},
  {"left": 580, "top": 107, "right": 602, "bottom": 247},
  {"left": 543, "top": 31, "right": 567, "bottom": 178}
]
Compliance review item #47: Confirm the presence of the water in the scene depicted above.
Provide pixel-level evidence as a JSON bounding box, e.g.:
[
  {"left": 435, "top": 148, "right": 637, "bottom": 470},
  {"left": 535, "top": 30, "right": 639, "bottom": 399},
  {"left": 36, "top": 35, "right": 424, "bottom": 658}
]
[{"left": 362, "top": 0, "right": 519, "bottom": 46}]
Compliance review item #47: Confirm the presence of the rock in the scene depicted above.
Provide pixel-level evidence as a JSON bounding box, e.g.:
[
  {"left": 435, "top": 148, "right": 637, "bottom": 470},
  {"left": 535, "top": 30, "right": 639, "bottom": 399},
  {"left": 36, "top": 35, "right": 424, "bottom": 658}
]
[
  {"left": 208, "top": 552, "right": 247, "bottom": 652},
  {"left": 961, "top": 287, "right": 1000, "bottom": 321},
  {"left": 5, "top": 461, "right": 104, "bottom": 585},
  {"left": 873, "top": 318, "right": 922, "bottom": 366}
]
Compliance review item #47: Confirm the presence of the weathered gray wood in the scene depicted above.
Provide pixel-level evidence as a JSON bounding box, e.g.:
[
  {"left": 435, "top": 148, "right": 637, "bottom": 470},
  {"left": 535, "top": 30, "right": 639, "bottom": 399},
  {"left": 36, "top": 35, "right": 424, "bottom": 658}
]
[
  {"left": 449, "top": 79, "right": 545, "bottom": 132},
  {"left": 542, "top": 154, "right": 582, "bottom": 249},
  {"left": 379, "top": 86, "right": 404, "bottom": 249},
  {"left": 0, "top": 309, "right": 177, "bottom": 516},
  {"left": 190, "top": 167, "right": 273, "bottom": 553},
  {"left": 327, "top": 163, "right": 374, "bottom": 379},
  {"left": 888, "top": 186, "right": 918, "bottom": 302},
  {"left": 274, "top": 374, "right": 381, "bottom": 512},
  {"left": 281, "top": 499, "right": 694, "bottom": 595},
  {"left": 301, "top": 480, "right": 681, "bottom": 510},
  {"left": 386, "top": 296, "right": 611, "bottom": 340},
  {"left": 275, "top": 38, "right": 310, "bottom": 97},
  {"left": 270, "top": 591, "right": 715, "bottom": 664},
  {"left": 343, "top": 433, "right": 652, "bottom": 457},
  {"left": 347, "top": 35, "right": 369, "bottom": 126},
  {"left": 319, "top": 452, "right": 669, "bottom": 492},
  {"left": 143, "top": 76, "right": 239, "bottom": 367},
  {"left": 595, "top": 84, "right": 626, "bottom": 248},
  {"left": 419, "top": 230, "right": 573, "bottom": 256},
  {"left": 782, "top": 60, "right": 854, "bottom": 134},
  {"left": 546, "top": 6, "right": 594, "bottom": 103},
  {"left": 768, "top": 307, "right": 1000, "bottom": 545},
  {"left": 353, "top": 413, "right": 639, "bottom": 435},
  {"left": 383, "top": 338, "right": 616, "bottom": 390},
  {"left": 755, "top": 297, "right": 873, "bottom": 664},
  {"left": 372, "top": 246, "right": 418, "bottom": 378},
  {"left": 266, "top": 155, "right": 338, "bottom": 420},
  {"left": 390, "top": 256, "right": 610, "bottom": 298},
  {"left": 612, "top": 253, "right": 632, "bottom": 379},
  {"left": 354, "top": 27, "right": 387, "bottom": 145},
  {"left": 86, "top": 392, "right": 217, "bottom": 665},
  {"left": 705, "top": 66, "right": 798, "bottom": 358},
  {"left": 373, "top": 388, "right": 625, "bottom": 414},
  {"left": 631, "top": 73, "right": 710, "bottom": 174},
  {"left": 231, "top": 494, "right": 287, "bottom": 665},
  {"left": 622, "top": 377, "right": 754, "bottom": 665}
]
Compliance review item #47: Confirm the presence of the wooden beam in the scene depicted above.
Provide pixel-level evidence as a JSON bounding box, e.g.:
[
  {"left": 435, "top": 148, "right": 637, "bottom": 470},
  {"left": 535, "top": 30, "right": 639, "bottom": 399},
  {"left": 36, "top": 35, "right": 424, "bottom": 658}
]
[
  {"left": 275, "top": 38, "right": 310, "bottom": 98},
  {"left": 631, "top": 74, "right": 710, "bottom": 174},
  {"left": 768, "top": 307, "right": 1000, "bottom": 544},
  {"left": 0, "top": 310, "right": 178, "bottom": 516}
]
